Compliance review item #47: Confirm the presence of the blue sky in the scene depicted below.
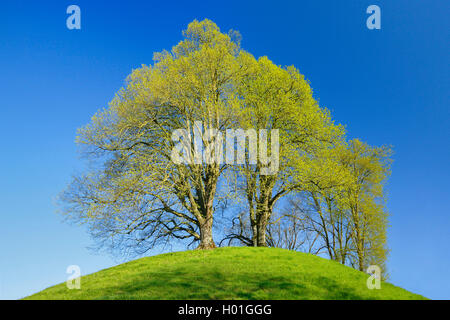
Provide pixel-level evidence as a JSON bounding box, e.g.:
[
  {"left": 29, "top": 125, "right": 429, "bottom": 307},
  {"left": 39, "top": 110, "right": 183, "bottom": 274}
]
[{"left": 0, "top": 0, "right": 448, "bottom": 299}]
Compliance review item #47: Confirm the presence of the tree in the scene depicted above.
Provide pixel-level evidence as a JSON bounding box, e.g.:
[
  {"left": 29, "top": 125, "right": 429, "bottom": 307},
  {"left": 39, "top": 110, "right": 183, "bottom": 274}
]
[
  {"left": 287, "top": 139, "right": 391, "bottom": 273},
  {"left": 293, "top": 144, "right": 354, "bottom": 263},
  {"left": 222, "top": 56, "right": 345, "bottom": 247},
  {"left": 265, "top": 196, "right": 317, "bottom": 251},
  {"left": 59, "top": 18, "right": 392, "bottom": 268},
  {"left": 59, "top": 19, "right": 250, "bottom": 253},
  {"left": 338, "top": 139, "right": 391, "bottom": 272}
]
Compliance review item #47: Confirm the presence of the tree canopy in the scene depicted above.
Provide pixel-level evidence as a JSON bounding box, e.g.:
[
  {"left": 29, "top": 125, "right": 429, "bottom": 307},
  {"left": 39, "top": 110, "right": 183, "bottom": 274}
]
[{"left": 60, "top": 19, "right": 392, "bottom": 274}]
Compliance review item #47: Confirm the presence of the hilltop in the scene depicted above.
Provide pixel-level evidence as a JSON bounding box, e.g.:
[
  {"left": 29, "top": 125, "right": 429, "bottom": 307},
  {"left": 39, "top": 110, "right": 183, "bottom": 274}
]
[{"left": 26, "top": 247, "right": 425, "bottom": 300}]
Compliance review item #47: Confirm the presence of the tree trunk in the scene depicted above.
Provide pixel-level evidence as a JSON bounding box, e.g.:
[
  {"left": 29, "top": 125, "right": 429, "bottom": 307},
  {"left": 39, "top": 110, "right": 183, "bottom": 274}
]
[
  {"left": 250, "top": 207, "right": 258, "bottom": 247},
  {"left": 357, "top": 240, "right": 364, "bottom": 271},
  {"left": 197, "top": 216, "right": 216, "bottom": 249},
  {"left": 254, "top": 175, "right": 276, "bottom": 247},
  {"left": 353, "top": 207, "right": 364, "bottom": 271},
  {"left": 195, "top": 164, "right": 218, "bottom": 250},
  {"left": 252, "top": 223, "right": 258, "bottom": 247},
  {"left": 256, "top": 209, "right": 269, "bottom": 247},
  {"left": 257, "top": 220, "right": 267, "bottom": 246}
]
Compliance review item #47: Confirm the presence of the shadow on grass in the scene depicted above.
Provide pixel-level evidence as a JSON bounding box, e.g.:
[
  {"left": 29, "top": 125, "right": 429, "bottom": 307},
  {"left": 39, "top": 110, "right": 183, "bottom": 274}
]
[{"left": 95, "top": 267, "right": 363, "bottom": 300}]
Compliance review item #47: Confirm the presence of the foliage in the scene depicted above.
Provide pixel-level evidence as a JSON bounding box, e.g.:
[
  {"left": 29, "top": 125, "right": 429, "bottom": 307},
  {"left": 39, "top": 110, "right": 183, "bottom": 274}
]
[{"left": 60, "top": 19, "right": 393, "bottom": 277}]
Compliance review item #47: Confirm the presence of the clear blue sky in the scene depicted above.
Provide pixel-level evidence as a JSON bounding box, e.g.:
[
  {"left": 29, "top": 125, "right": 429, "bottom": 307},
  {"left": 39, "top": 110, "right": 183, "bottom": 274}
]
[{"left": 0, "top": 0, "right": 448, "bottom": 300}]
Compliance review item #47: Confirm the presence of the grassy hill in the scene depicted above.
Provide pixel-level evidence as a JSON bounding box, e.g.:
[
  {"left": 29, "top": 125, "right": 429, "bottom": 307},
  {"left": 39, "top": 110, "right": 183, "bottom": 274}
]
[{"left": 25, "top": 247, "right": 426, "bottom": 300}]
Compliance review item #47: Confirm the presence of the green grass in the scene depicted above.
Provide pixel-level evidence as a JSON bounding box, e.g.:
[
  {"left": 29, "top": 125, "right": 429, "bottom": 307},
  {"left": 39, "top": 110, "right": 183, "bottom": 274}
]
[{"left": 25, "top": 247, "right": 426, "bottom": 300}]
